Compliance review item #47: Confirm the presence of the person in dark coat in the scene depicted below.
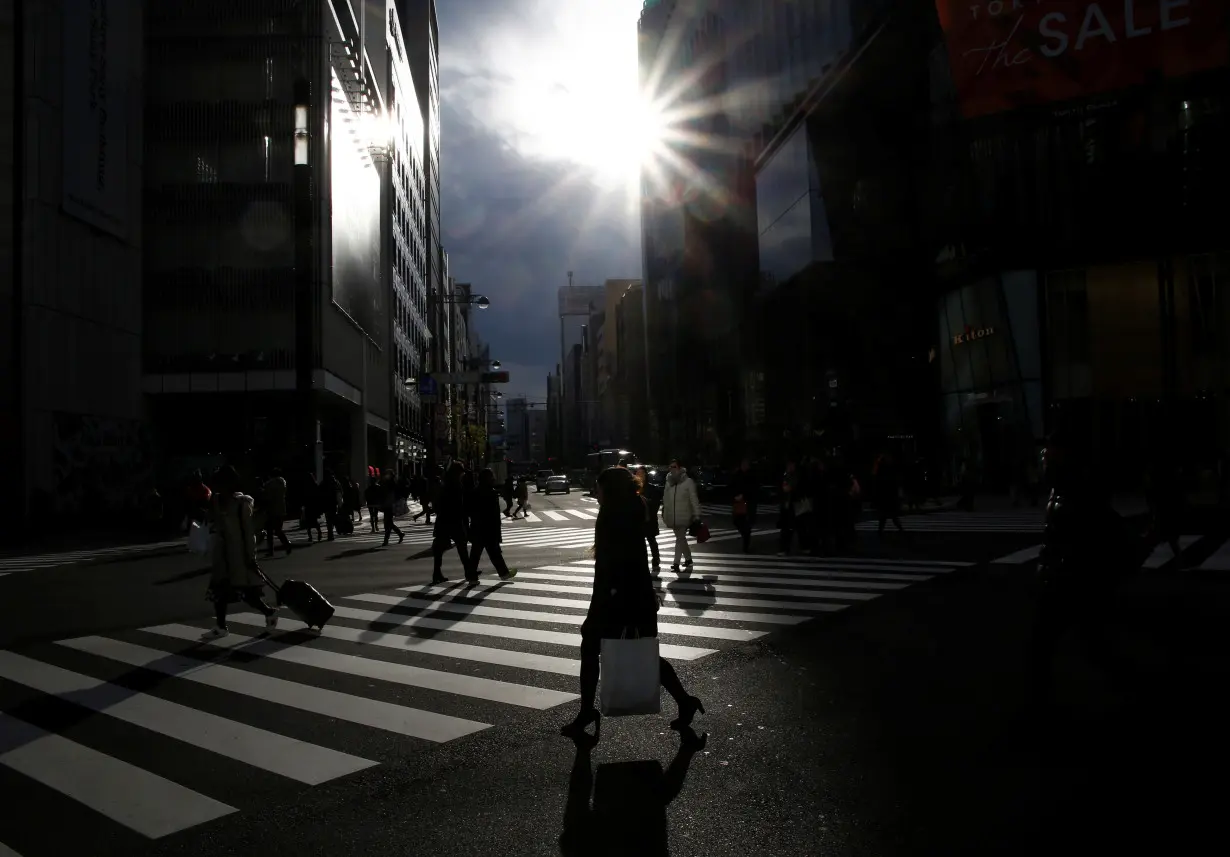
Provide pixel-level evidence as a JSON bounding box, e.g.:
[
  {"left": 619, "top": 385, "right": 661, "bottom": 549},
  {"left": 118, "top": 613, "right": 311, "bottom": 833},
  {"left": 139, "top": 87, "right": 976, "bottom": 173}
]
[
  {"left": 635, "top": 465, "right": 662, "bottom": 570},
  {"left": 466, "top": 468, "right": 517, "bottom": 583},
  {"left": 431, "top": 461, "right": 472, "bottom": 585},
  {"left": 1028, "top": 428, "right": 1145, "bottom": 707},
  {"left": 561, "top": 466, "right": 705, "bottom": 740},
  {"left": 729, "top": 458, "right": 758, "bottom": 554}
]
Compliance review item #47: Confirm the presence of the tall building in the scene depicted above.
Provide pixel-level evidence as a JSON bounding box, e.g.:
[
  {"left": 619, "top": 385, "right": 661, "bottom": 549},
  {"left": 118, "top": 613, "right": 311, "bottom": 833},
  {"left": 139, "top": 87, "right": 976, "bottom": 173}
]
[
  {"left": 612, "top": 282, "right": 650, "bottom": 457},
  {"left": 639, "top": 0, "right": 1230, "bottom": 488},
  {"left": 504, "top": 397, "right": 529, "bottom": 462},
  {"left": 3, "top": 0, "right": 147, "bottom": 536},
  {"left": 638, "top": 1, "right": 758, "bottom": 466},
  {"left": 141, "top": 0, "right": 433, "bottom": 492}
]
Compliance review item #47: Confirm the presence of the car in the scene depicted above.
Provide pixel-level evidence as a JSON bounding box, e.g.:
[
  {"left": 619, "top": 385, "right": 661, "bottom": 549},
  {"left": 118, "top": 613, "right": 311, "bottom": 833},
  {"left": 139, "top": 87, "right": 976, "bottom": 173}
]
[
  {"left": 534, "top": 469, "right": 555, "bottom": 492},
  {"left": 544, "top": 475, "right": 571, "bottom": 494}
]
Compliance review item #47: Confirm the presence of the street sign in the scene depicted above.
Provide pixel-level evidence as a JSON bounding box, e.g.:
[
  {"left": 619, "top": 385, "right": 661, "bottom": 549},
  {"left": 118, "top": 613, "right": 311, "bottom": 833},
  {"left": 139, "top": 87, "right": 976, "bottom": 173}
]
[{"left": 481, "top": 370, "right": 510, "bottom": 384}]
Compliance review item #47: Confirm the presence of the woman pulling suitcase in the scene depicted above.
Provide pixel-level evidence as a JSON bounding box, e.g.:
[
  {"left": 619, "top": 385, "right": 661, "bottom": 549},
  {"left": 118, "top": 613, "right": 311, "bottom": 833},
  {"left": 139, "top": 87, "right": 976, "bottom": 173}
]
[{"left": 203, "top": 465, "right": 279, "bottom": 640}]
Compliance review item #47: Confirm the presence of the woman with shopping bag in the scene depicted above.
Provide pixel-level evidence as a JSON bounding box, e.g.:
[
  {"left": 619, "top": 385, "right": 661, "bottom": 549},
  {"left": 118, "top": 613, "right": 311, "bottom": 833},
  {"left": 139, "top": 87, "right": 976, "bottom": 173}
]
[{"left": 561, "top": 466, "right": 705, "bottom": 740}]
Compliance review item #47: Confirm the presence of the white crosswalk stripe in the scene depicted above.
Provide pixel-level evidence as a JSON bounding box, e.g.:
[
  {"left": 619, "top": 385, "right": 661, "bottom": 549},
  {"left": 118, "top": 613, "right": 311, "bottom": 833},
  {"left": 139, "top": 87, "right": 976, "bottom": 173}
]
[
  {"left": 355, "top": 525, "right": 765, "bottom": 552},
  {"left": 991, "top": 533, "right": 1225, "bottom": 570},
  {"left": 0, "top": 550, "right": 960, "bottom": 850},
  {"left": 0, "top": 539, "right": 189, "bottom": 574},
  {"left": 856, "top": 510, "right": 1046, "bottom": 533}
]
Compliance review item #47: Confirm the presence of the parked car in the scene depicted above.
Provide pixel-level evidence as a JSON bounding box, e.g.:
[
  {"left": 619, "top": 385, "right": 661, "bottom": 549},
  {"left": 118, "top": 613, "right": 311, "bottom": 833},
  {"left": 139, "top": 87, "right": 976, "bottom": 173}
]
[
  {"left": 535, "top": 469, "right": 555, "bottom": 492},
  {"left": 544, "top": 474, "right": 571, "bottom": 494}
]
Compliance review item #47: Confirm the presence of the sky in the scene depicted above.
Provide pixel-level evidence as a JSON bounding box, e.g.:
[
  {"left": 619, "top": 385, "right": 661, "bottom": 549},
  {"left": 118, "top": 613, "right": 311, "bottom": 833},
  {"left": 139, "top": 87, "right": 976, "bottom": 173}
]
[{"left": 435, "top": 0, "right": 648, "bottom": 404}]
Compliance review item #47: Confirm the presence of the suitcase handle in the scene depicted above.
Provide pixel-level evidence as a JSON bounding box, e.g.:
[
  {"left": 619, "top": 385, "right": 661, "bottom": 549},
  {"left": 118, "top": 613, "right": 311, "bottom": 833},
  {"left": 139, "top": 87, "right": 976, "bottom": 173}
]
[{"left": 251, "top": 561, "right": 282, "bottom": 596}]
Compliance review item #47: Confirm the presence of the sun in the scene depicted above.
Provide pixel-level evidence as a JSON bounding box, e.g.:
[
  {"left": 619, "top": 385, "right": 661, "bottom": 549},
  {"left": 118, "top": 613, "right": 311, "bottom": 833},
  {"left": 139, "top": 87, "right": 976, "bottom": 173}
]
[{"left": 487, "top": 2, "right": 673, "bottom": 188}]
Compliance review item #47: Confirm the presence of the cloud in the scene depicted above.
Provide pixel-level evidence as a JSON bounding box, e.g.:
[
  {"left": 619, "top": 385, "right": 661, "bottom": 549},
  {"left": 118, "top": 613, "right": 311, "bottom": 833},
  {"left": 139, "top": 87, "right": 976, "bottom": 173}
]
[{"left": 435, "top": 1, "right": 647, "bottom": 403}]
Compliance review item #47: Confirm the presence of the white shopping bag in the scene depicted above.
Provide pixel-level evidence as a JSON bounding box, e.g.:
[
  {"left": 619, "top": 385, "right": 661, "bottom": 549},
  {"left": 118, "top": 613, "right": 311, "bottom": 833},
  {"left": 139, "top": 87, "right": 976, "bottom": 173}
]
[
  {"left": 599, "top": 635, "right": 661, "bottom": 717},
  {"left": 188, "top": 522, "right": 212, "bottom": 557}
]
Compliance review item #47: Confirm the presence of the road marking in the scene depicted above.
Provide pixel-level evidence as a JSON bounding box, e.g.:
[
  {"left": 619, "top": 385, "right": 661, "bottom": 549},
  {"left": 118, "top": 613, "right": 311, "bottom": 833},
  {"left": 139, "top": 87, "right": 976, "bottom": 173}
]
[
  {"left": 1198, "top": 536, "right": 1230, "bottom": 571},
  {"left": 0, "top": 841, "right": 23, "bottom": 857},
  {"left": 642, "top": 553, "right": 970, "bottom": 569},
  {"left": 392, "top": 585, "right": 812, "bottom": 625},
  {"left": 341, "top": 591, "right": 769, "bottom": 641},
  {"left": 990, "top": 545, "right": 1043, "bottom": 564},
  {"left": 320, "top": 598, "right": 716, "bottom": 661},
  {"left": 141, "top": 624, "right": 576, "bottom": 710},
  {"left": 226, "top": 612, "right": 583, "bottom": 676},
  {"left": 520, "top": 512, "right": 541, "bottom": 522},
  {"left": 519, "top": 568, "right": 913, "bottom": 593},
  {"left": 496, "top": 577, "right": 878, "bottom": 606},
  {"left": 543, "top": 511, "right": 570, "bottom": 521},
  {"left": 0, "top": 651, "right": 375, "bottom": 785},
  {"left": 561, "top": 561, "right": 938, "bottom": 582},
  {"left": 0, "top": 712, "right": 237, "bottom": 839},
  {"left": 564, "top": 510, "right": 596, "bottom": 520},
  {"left": 55, "top": 636, "right": 490, "bottom": 742},
  {"left": 1142, "top": 535, "right": 1199, "bottom": 568}
]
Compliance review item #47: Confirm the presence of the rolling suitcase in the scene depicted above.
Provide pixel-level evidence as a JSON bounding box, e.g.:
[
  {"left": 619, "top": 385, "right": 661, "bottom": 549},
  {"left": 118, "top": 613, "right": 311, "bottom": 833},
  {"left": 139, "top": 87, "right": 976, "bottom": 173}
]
[
  {"left": 277, "top": 579, "right": 335, "bottom": 630},
  {"left": 256, "top": 567, "right": 335, "bottom": 630}
]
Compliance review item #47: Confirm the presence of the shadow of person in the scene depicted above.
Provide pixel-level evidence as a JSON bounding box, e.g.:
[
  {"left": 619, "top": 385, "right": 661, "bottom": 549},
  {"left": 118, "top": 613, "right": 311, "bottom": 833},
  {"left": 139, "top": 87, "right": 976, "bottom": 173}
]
[{"left": 559, "top": 728, "right": 707, "bottom": 857}]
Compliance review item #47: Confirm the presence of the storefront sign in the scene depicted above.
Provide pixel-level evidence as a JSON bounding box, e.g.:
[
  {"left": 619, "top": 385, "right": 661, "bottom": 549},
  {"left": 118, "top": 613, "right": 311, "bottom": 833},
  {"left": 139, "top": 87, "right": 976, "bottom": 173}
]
[
  {"left": 934, "top": 0, "right": 1229, "bottom": 118},
  {"left": 953, "top": 325, "right": 996, "bottom": 345}
]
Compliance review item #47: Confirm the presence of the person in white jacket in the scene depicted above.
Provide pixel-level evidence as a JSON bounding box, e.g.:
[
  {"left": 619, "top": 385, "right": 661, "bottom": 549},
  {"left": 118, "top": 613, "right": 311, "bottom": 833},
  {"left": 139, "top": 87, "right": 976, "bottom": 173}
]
[{"left": 661, "top": 459, "right": 701, "bottom": 572}]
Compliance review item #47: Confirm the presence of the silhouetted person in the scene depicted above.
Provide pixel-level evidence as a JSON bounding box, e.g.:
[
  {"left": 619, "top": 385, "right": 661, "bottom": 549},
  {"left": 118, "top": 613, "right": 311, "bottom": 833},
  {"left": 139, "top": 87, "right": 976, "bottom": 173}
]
[
  {"left": 561, "top": 466, "right": 704, "bottom": 739},
  {"left": 431, "top": 462, "right": 472, "bottom": 585},
  {"left": 1028, "top": 429, "right": 1145, "bottom": 707},
  {"left": 729, "top": 458, "right": 758, "bottom": 553},
  {"left": 635, "top": 465, "right": 662, "bottom": 570},
  {"left": 467, "top": 468, "right": 516, "bottom": 583},
  {"left": 1146, "top": 458, "right": 1186, "bottom": 566}
]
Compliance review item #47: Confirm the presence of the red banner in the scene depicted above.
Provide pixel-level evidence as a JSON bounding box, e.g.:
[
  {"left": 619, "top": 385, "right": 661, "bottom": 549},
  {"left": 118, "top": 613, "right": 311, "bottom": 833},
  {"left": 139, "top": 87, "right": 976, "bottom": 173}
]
[{"left": 935, "top": 1, "right": 1229, "bottom": 117}]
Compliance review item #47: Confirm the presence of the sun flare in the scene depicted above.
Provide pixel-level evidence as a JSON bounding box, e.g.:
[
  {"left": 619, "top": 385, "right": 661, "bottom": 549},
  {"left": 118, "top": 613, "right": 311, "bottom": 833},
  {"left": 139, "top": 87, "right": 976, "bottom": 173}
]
[{"left": 465, "top": 1, "right": 677, "bottom": 190}]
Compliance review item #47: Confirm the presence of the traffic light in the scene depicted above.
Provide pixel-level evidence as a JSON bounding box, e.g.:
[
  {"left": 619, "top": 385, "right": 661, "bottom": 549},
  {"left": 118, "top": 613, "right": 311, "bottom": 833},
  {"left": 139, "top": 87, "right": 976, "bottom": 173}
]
[{"left": 481, "top": 370, "right": 510, "bottom": 383}]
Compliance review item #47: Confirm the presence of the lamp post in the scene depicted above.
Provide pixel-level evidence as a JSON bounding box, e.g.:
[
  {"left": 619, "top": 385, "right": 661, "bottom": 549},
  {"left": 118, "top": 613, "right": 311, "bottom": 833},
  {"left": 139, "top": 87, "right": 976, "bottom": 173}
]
[
  {"left": 293, "top": 78, "right": 320, "bottom": 480},
  {"left": 366, "top": 109, "right": 393, "bottom": 478}
]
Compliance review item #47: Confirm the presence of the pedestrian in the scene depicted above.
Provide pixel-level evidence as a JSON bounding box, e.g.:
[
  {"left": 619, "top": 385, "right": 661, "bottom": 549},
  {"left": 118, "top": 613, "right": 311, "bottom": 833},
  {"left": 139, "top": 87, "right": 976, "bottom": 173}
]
[
  {"left": 318, "top": 468, "right": 342, "bottom": 540},
  {"left": 777, "top": 460, "right": 799, "bottom": 557},
  {"left": 203, "top": 465, "right": 278, "bottom": 640},
  {"left": 729, "top": 458, "right": 758, "bottom": 554},
  {"left": 379, "top": 469, "right": 405, "bottom": 547},
  {"left": 1028, "top": 429, "right": 1144, "bottom": 708},
  {"left": 661, "top": 459, "right": 700, "bottom": 573},
  {"left": 634, "top": 465, "right": 662, "bottom": 571},
  {"left": 466, "top": 468, "right": 517, "bottom": 583},
  {"left": 365, "top": 475, "right": 381, "bottom": 533},
  {"left": 431, "top": 462, "right": 472, "bottom": 585},
  {"left": 873, "top": 453, "right": 905, "bottom": 537},
  {"left": 261, "top": 468, "right": 292, "bottom": 557},
  {"left": 561, "top": 466, "right": 704, "bottom": 739},
  {"left": 511, "top": 476, "right": 529, "bottom": 518}
]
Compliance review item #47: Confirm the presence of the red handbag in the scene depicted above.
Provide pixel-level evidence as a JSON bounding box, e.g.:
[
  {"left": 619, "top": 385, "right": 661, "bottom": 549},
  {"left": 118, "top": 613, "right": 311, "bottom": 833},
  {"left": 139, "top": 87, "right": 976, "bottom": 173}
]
[{"left": 688, "top": 520, "right": 711, "bottom": 543}]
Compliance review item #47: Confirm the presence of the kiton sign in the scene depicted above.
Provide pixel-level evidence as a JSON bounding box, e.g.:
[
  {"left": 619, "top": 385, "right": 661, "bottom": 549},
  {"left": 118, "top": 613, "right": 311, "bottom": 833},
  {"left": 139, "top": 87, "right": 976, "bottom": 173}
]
[
  {"left": 953, "top": 325, "right": 996, "bottom": 345},
  {"left": 935, "top": 1, "right": 1229, "bottom": 118}
]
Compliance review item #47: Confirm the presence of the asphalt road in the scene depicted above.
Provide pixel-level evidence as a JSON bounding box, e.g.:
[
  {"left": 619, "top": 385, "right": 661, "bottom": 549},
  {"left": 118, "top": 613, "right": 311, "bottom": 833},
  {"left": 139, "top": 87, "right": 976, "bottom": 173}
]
[{"left": 2, "top": 503, "right": 1229, "bottom": 856}]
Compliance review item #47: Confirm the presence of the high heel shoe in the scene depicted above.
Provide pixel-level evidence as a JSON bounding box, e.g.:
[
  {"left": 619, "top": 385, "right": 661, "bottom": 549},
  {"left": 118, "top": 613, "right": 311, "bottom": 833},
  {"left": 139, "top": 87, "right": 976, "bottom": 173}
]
[
  {"left": 670, "top": 696, "right": 704, "bottom": 730},
  {"left": 560, "top": 707, "right": 601, "bottom": 739}
]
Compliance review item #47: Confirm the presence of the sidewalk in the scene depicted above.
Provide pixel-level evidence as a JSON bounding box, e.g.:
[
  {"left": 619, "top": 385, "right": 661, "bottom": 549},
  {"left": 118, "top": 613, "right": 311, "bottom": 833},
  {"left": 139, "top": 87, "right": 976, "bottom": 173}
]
[{"left": 0, "top": 503, "right": 429, "bottom": 562}]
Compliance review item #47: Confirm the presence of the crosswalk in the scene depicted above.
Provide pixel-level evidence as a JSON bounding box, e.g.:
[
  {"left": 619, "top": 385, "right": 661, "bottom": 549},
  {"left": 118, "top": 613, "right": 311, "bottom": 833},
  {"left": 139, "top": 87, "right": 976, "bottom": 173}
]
[
  {"left": 0, "top": 507, "right": 599, "bottom": 577},
  {"left": 332, "top": 524, "right": 764, "bottom": 553},
  {"left": 855, "top": 509, "right": 1046, "bottom": 534},
  {"left": 991, "top": 533, "right": 1230, "bottom": 570},
  {"left": 0, "top": 539, "right": 189, "bottom": 576},
  {"left": 0, "top": 550, "right": 966, "bottom": 854}
]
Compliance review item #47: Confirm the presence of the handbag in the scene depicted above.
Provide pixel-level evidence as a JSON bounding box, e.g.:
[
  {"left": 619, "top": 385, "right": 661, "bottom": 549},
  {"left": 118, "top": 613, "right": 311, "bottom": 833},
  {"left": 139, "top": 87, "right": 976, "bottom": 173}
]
[
  {"left": 188, "top": 521, "right": 213, "bottom": 556},
  {"left": 599, "top": 629, "right": 662, "bottom": 716},
  {"left": 687, "top": 520, "right": 710, "bottom": 543}
]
